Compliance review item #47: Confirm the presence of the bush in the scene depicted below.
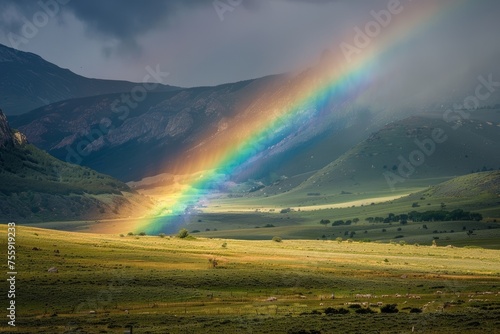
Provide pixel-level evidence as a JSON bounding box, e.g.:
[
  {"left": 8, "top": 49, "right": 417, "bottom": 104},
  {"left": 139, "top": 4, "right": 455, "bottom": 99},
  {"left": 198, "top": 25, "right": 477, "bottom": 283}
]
[
  {"left": 355, "top": 307, "right": 376, "bottom": 314},
  {"left": 336, "top": 237, "right": 343, "bottom": 243},
  {"left": 138, "top": 232, "right": 146, "bottom": 236},
  {"left": 409, "top": 307, "right": 422, "bottom": 313},
  {"left": 380, "top": 304, "right": 399, "bottom": 313},
  {"left": 127, "top": 232, "right": 134, "bottom": 236},
  {"left": 177, "top": 228, "right": 189, "bottom": 239},
  {"left": 158, "top": 233, "right": 166, "bottom": 238},
  {"left": 221, "top": 242, "right": 227, "bottom": 248},
  {"left": 324, "top": 307, "right": 349, "bottom": 315},
  {"left": 272, "top": 236, "right": 283, "bottom": 242}
]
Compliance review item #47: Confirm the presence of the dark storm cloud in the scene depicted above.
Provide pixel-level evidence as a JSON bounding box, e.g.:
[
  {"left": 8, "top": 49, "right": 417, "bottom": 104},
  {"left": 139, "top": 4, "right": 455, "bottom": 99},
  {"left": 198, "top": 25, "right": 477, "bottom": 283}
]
[{"left": 0, "top": 0, "right": 208, "bottom": 55}]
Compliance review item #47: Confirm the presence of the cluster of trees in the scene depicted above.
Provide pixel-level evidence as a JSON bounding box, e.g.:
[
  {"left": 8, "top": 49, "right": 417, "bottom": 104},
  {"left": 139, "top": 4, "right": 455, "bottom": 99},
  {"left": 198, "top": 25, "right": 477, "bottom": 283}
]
[
  {"left": 366, "top": 214, "right": 408, "bottom": 224},
  {"left": 320, "top": 218, "right": 360, "bottom": 226},
  {"left": 364, "top": 209, "right": 482, "bottom": 224},
  {"left": 408, "top": 209, "right": 482, "bottom": 222}
]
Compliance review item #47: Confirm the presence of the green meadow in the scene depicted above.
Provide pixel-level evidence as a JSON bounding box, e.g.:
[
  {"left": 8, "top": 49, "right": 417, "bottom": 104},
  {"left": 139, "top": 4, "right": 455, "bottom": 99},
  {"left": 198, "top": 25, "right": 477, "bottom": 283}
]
[{"left": 2, "top": 225, "right": 499, "bottom": 333}]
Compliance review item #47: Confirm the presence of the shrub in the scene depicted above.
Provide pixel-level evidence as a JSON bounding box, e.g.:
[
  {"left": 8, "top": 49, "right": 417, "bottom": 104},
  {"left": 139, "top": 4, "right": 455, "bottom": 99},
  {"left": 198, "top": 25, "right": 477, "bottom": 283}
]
[
  {"left": 158, "top": 233, "right": 166, "bottom": 238},
  {"left": 409, "top": 307, "right": 422, "bottom": 313},
  {"left": 324, "top": 307, "right": 349, "bottom": 315},
  {"left": 221, "top": 242, "right": 227, "bottom": 248},
  {"left": 336, "top": 237, "right": 343, "bottom": 243},
  {"left": 127, "top": 232, "right": 134, "bottom": 236},
  {"left": 138, "top": 232, "right": 146, "bottom": 236},
  {"left": 348, "top": 304, "right": 361, "bottom": 309},
  {"left": 119, "top": 234, "right": 124, "bottom": 237},
  {"left": 272, "top": 236, "right": 282, "bottom": 242},
  {"left": 380, "top": 304, "right": 399, "bottom": 313},
  {"left": 355, "top": 307, "right": 376, "bottom": 314},
  {"left": 399, "top": 240, "right": 407, "bottom": 246},
  {"left": 177, "top": 228, "right": 189, "bottom": 239}
]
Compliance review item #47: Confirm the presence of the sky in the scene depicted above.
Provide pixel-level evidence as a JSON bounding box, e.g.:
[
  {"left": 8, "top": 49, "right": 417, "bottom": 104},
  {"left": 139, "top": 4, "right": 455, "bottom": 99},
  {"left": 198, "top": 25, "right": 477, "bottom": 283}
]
[{"left": 0, "top": 0, "right": 499, "bottom": 88}]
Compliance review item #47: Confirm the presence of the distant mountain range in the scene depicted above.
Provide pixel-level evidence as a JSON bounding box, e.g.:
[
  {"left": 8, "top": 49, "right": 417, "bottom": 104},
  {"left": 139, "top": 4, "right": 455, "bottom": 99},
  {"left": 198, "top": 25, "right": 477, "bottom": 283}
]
[
  {"left": 0, "top": 109, "right": 154, "bottom": 222},
  {"left": 0, "top": 43, "right": 179, "bottom": 115},
  {"left": 3, "top": 45, "right": 500, "bottom": 211},
  {"left": 10, "top": 62, "right": 375, "bottom": 182}
]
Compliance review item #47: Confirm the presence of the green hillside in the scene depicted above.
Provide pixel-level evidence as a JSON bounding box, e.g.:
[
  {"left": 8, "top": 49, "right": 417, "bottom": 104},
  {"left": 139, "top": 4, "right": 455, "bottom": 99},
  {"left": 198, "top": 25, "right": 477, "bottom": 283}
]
[
  {"left": 299, "top": 116, "right": 500, "bottom": 192},
  {"left": 0, "top": 109, "right": 154, "bottom": 222}
]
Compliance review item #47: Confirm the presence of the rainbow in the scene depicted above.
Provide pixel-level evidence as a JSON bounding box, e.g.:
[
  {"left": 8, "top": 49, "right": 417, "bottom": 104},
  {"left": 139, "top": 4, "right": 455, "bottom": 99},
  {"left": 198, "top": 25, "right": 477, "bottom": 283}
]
[{"left": 135, "top": 0, "right": 469, "bottom": 235}]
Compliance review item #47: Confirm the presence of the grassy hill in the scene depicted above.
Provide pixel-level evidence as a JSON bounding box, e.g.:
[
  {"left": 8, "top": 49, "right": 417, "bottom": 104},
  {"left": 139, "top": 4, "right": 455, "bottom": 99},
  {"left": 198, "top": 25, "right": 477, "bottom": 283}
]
[{"left": 0, "top": 109, "right": 154, "bottom": 222}]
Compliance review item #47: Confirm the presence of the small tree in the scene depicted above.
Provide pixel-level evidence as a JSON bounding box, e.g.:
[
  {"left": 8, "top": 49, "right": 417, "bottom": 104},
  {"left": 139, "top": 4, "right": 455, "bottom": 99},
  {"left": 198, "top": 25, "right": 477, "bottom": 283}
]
[
  {"left": 127, "top": 232, "right": 134, "bottom": 236},
  {"left": 320, "top": 219, "right": 331, "bottom": 225},
  {"left": 138, "top": 232, "right": 146, "bottom": 236},
  {"left": 272, "top": 236, "right": 282, "bottom": 242},
  {"left": 177, "top": 228, "right": 189, "bottom": 239},
  {"left": 336, "top": 237, "right": 343, "bottom": 243}
]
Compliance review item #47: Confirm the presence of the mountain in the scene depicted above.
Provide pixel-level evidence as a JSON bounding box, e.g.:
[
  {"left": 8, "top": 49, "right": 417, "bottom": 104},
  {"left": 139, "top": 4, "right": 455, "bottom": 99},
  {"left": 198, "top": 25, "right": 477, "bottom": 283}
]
[
  {"left": 0, "top": 43, "right": 179, "bottom": 115},
  {"left": 11, "top": 59, "right": 378, "bottom": 182},
  {"left": 0, "top": 109, "right": 154, "bottom": 222}
]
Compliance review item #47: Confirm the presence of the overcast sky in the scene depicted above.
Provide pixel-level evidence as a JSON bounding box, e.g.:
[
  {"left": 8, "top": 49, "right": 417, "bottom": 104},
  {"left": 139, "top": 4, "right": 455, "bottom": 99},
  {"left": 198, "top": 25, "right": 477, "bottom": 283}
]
[{"left": 0, "top": 0, "right": 499, "bottom": 88}]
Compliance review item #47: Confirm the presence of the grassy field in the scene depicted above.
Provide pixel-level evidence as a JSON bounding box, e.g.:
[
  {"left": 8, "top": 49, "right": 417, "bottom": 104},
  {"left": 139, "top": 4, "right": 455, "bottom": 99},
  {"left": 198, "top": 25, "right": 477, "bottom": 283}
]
[{"left": 1, "top": 225, "right": 499, "bottom": 333}]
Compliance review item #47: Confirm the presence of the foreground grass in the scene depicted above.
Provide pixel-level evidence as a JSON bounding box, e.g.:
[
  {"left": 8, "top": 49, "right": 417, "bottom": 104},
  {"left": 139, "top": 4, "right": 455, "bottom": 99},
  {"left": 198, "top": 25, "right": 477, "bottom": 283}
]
[{"left": 1, "top": 226, "right": 499, "bottom": 333}]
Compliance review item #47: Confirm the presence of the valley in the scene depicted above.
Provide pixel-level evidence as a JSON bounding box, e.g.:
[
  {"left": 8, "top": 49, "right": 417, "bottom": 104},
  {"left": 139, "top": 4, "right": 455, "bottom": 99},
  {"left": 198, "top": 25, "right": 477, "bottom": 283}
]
[
  {"left": 1, "top": 225, "right": 499, "bottom": 334},
  {"left": 1, "top": 2, "right": 500, "bottom": 331}
]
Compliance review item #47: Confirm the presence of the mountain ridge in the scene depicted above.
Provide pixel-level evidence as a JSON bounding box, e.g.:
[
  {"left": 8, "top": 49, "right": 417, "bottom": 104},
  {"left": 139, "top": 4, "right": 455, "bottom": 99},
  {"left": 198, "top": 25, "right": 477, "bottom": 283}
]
[{"left": 0, "top": 43, "right": 180, "bottom": 115}]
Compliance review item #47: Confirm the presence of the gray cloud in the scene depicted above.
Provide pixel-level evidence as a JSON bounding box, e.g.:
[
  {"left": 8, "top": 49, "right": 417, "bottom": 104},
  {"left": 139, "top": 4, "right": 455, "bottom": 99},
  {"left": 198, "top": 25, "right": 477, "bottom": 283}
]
[
  {"left": 0, "top": 0, "right": 210, "bottom": 56},
  {"left": 0, "top": 0, "right": 499, "bottom": 92}
]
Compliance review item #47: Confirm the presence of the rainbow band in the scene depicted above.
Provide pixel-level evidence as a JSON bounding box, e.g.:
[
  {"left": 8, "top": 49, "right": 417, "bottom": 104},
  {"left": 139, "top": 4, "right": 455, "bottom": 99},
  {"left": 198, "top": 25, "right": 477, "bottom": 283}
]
[{"left": 137, "top": 0, "right": 469, "bottom": 235}]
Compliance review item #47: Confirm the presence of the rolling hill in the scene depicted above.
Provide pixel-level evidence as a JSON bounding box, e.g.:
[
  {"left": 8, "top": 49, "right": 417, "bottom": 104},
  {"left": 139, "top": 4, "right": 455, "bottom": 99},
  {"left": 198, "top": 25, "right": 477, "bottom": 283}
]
[
  {"left": 0, "top": 43, "right": 179, "bottom": 115},
  {"left": 0, "top": 109, "right": 154, "bottom": 222},
  {"left": 293, "top": 114, "right": 500, "bottom": 195}
]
